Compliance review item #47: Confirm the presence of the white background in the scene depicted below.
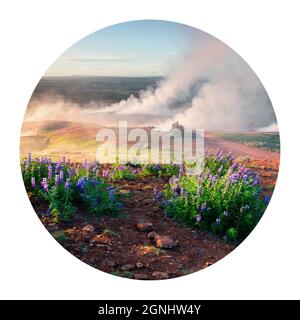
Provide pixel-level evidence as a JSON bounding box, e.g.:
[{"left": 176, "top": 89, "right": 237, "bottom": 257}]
[{"left": 0, "top": 0, "right": 299, "bottom": 299}]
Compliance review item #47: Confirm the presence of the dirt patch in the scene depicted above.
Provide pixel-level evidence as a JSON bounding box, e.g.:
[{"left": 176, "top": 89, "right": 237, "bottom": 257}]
[
  {"left": 32, "top": 158, "right": 278, "bottom": 280},
  {"left": 36, "top": 176, "right": 234, "bottom": 280}
]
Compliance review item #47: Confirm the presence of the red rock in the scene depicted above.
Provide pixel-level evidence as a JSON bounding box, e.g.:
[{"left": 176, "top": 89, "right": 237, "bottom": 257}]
[
  {"left": 105, "top": 260, "right": 117, "bottom": 268},
  {"left": 136, "top": 262, "right": 143, "bottom": 268},
  {"left": 134, "top": 273, "right": 149, "bottom": 280},
  {"left": 137, "top": 222, "right": 154, "bottom": 232},
  {"left": 120, "top": 264, "right": 135, "bottom": 271},
  {"left": 82, "top": 224, "right": 95, "bottom": 233},
  {"left": 152, "top": 271, "right": 170, "bottom": 280},
  {"left": 154, "top": 235, "right": 177, "bottom": 249},
  {"left": 147, "top": 231, "right": 158, "bottom": 239}
]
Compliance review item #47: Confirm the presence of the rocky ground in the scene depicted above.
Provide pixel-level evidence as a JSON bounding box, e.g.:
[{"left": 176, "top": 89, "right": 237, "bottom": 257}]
[{"left": 33, "top": 158, "right": 279, "bottom": 280}]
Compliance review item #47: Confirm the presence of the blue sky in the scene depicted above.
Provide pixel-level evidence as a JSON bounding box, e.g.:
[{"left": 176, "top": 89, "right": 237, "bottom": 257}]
[{"left": 45, "top": 20, "right": 204, "bottom": 77}]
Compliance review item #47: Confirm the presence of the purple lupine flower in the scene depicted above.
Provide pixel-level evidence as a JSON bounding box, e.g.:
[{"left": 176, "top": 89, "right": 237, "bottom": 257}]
[
  {"left": 95, "top": 169, "right": 100, "bottom": 177},
  {"left": 263, "top": 195, "right": 271, "bottom": 204},
  {"left": 228, "top": 173, "right": 240, "bottom": 184},
  {"left": 55, "top": 163, "right": 60, "bottom": 174},
  {"left": 217, "top": 165, "right": 223, "bottom": 175},
  {"left": 216, "top": 150, "right": 223, "bottom": 161},
  {"left": 65, "top": 178, "right": 70, "bottom": 191},
  {"left": 54, "top": 174, "right": 60, "bottom": 187},
  {"left": 45, "top": 207, "right": 51, "bottom": 216},
  {"left": 242, "top": 174, "right": 248, "bottom": 181},
  {"left": 70, "top": 167, "right": 75, "bottom": 176},
  {"left": 197, "top": 172, "right": 204, "bottom": 184},
  {"left": 211, "top": 176, "right": 217, "bottom": 185},
  {"left": 178, "top": 162, "right": 185, "bottom": 179},
  {"left": 197, "top": 185, "right": 202, "bottom": 196},
  {"left": 231, "top": 162, "right": 238, "bottom": 171},
  {"left": 28, "top": 152, "right": 32, "bottom": 163},
  {"left": 42, "top": 157, "right": 48, "bottom": 164},
  {"left": 83, "top": 159, "right": 87, "bottom": 169},
  {"left": 41, "top": 178, "right": 48, "bottom": 192},
  {"left": 227, "top": 151, "right": 235, "bottom": 161},
  {"left": 180, "top": 187, "right": 187, "bottom": 197},
  {"left": 76, "top": 177, "right": 87, "bottom": 191},
  {"left": 252, "top": 175, "right": 260, "bottom": 186},
  {"left": 200, "top": 202, "right": 207, "bottom": 212},
  {"left": 244, "top": 168, "right": 252, "bottom": 175},
  {"left": 155, "top": 188, "right": 163, "bottom": 202},
  {"left": 102, "top": 169, "right": 110, "bottom": 179},
  {"left": 48, "top": 165, "right": 52, "bottom": 180},
  {"left": 87, "top": 162, "right": 92, "bottom": 170},
  {"left": 238, "top": 164, "right": 244, "bottom": 175},
  {"left": 195, "top": 214, "right": 202, "bottom": 223},
  {"left": 173, "top": 191, "right": 180, "bottom": 198},
  {"left": 216, "top": 218, "right": 221, "bottom": 225},
  {"left": 169, "top": 176, "right": 180, "bottom": 193},
  {"left": 59, "top": 170, "right": 64, "bottom": 182},
  {"left": 31, "top": 177, "right": 36, "bottom": 189},
  {"left": 107, "top": 186, "right": 115, "bottom": 200},
  {"left": 155, "top": 163, "right": 161, "bottom": 170},
  {"left": 206, "top": 168, "right": 211, "bottom": 177}
]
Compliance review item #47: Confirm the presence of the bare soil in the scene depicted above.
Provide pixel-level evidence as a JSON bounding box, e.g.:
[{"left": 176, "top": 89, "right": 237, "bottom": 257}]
[
  {"left": 34, "top": 176, "right": 234, "bottom": 280},
  {"left": 32, "top": 156, "right": 279, "bottom": 280}
]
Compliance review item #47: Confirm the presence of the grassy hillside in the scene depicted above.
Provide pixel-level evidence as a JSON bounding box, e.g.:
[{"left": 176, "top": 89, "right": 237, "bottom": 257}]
[{"left": 217, "top": 132, "right": 280, "bottom": 152}]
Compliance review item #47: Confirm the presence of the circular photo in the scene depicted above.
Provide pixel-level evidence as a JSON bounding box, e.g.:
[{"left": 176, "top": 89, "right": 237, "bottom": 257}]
[{"left": 20, "top": 20, "right": 279, "bottom": 280}]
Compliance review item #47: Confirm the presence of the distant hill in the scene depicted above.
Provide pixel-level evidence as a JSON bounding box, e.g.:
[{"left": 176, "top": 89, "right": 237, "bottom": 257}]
[{"left": 30, "top": 76, "right": 163, "bottom": 105}]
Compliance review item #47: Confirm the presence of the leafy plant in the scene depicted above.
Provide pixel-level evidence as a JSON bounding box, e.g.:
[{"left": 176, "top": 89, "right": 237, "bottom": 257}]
[
  {"left": 76, "top": 177, "right": 122, "bottom": 215},
  {"left": 48, "top": 183, "right": 76, "bottom": 222},
  {"left": 21, "top": 155, "right": 123, "bottom": 221},
  {"left": 110, "top": 165, "right": 138, "bottom": 181},
  {"left": 141, "top": 163, "right": 179, "bottom": 178},
  {"left": 159, "top": 151, "right": 268, "bottom": 241}
]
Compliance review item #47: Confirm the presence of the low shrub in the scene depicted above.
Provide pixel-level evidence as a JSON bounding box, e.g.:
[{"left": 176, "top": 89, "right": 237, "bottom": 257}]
[
  {"left": 21, "top": 155, "right": 122, "bottom": 222},
  {"left": 159, "top": 151, "right": 268, "bottom": 241}
]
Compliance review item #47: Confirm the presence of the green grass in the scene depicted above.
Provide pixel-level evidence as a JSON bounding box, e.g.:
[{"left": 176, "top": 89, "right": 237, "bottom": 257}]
[{"left": 217, "top": 132, "right": 280, "bottom": 152}]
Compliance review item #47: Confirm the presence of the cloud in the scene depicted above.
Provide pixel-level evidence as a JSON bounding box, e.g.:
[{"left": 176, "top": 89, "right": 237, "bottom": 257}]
[
  {"left": 257, "top": 122, "right": 279, "bottom": 132},
  {"left": 65, "top": 55, "right": 134, "bottom": 63},
  {"left": 28, "top": 37, "right": 277, "bottom": 131},
  {"left": 91, "top": 38, "right": 276, "bottom": 131}
]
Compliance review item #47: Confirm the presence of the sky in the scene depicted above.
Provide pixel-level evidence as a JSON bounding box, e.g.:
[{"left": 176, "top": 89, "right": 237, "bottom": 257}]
[
  {"left": 38, "top": 20, "right": 277, "bottom": 131},
  {"left": 45, "top": 20, "right": 200, "bottom": 77}
]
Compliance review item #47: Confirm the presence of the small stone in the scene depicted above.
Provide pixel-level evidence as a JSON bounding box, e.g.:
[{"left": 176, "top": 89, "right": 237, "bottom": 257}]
[
  {"left": 106, "top": 260, "right": 117, "bottom": 268},
  {"left": 136, "top": 262, "right": 143, "bottom": 268},
  {"left": 82, "top": 224, "right": 95, "bottom": 233},
  {"left": 152, "top": 271, "right": 169, "bottom": 280},
  {"left": 154, "top": 235, "right": 177, "bottom": 249},
  {"left": 120, "top": 264, "right": 135, "bottom": 271},
  {"left": 134, "top": 273, "right": 149, "bottom": 280},
  {"left": 137, "top": 222, "right": 154, "bottom": 232},
  {"left": 147, "top": 231, "right": 158, "bottom": 240}
]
